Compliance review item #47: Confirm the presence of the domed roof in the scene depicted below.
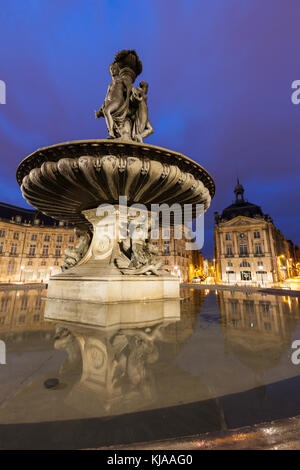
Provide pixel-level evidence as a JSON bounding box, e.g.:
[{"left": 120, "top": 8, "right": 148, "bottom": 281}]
[
  {"left": 216, "top": 179, "right": 265, "bottom": 222},
  {"left": 221, "top": 200, "right": 264, "bottom": 221}
]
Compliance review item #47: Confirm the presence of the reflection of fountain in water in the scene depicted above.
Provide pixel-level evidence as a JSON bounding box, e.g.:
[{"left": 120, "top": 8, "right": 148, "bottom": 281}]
[
  {"left": 50, "top": 293, "right": 214, "bottom": 417},
  {"left": 53, "top": 309, "right": 180, "bottom": 415}
]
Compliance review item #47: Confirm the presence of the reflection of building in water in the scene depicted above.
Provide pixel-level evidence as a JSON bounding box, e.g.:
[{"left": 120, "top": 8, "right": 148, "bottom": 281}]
[
  {"left": 217, "top": 290, "right": 300, "bottom": 385},
  {"left": 0, "top": 287, "right": 53, "bottom": 344},
  {"left": 214, "top": 181, "right": 300, "bottom": 285}
]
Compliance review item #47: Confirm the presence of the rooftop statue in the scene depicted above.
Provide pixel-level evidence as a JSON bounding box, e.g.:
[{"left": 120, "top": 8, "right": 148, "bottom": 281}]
[{"left": 95, "top": 50, "right": 153, "bottom": 142}]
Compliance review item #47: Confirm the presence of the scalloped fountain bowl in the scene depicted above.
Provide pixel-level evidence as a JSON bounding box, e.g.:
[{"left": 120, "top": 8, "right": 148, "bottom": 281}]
[
  {"left": 16, "top": 139, "right": 215, "bottom": 324},
  {"left": 17, "top": 139, "right": 215, "bottom": 228}
]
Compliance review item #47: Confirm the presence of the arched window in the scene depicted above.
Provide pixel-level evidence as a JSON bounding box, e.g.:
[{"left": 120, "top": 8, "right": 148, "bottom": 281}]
[{"left": 240, "top": 260, "right": 250, "bottom": 267}]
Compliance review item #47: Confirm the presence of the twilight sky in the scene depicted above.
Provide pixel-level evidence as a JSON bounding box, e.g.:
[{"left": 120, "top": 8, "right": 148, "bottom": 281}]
[{"left": 0, "top": 0, "right": 300, "bottom": 257}]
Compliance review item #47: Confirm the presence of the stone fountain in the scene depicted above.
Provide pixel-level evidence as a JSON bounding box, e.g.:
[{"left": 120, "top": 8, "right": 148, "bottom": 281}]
[{"left": 16, "top": 50, "right": 215, "bottom": 324}]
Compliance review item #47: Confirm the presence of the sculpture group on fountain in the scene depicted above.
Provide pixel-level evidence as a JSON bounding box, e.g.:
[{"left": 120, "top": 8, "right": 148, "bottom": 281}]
[{"left": 95, "top": 50, "right": 153, "bottom": 142}]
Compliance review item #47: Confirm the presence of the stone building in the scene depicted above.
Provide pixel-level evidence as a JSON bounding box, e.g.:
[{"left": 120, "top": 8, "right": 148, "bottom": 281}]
[
  {"left": 150, "top": 225, "right": 193, "bottom": 282},
  {"left": 0, "top": 202, "right": 74, "bottom": 282},
  {"left": 0, "top": 202, "right": 200, "bottom": 283},
  {"left": 214, "top": 180, "right": 299, "bottom": 285}
]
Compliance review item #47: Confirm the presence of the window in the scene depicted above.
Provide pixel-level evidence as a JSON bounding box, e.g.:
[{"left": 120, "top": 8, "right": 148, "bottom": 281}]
[
  {"left": 163, "top": 229, "right": 170, "bottom": 239},
  {"left": 42, "top": 245, "right": 49, "bottom": 256},
  {"left": 33, "top": 314, "right": 40, "bottom": 322},
  {"left": 55, "top": 245, "right": 61, "bottom": 256},
  {"left": 258, "top": 261, "right": 263, "bottom": 267},
  {"left": 29, "top": 245, "right": 36, "bottom": 256},
  {"left": 264, "top": 322, "right": 272, "bottom": 331},
  {"left": 27, "top": 261, "right": 33, "bottom": 266},
  {"left": 240, "top": 271, "right": 251, "bottom": 281},
  {"left": 255, "top": 243, "right": 263, "bottom": 255},
  {"left": 54, "top": 261, "right": 59, "bottom": 266},
  {"left": 0, "top": 242, "right": 4, "bottom": 254},
  {"left": 240, "top": 242, "right": 248, "bottom": 255},
  {"left": 151, "top": 230, "right": 158, "bottom": 239},
  {"left": 225, "top": 233, "right": 231, "bottom": 240},
  {"left": 35, "top": 297, "right": 42, "bottom": 309},
  {"left": 260, "top": 301, "right": 271, "bottom": 314},
  {"left": 228, "top": 299, "right": 239, "bottom": 314},
  {"left": 44, "top": 235, "right": 50, "bottom": 242},
  {"left": 0, "top": 230, "right": 6, "bottom": 237},
  {"left": 244, "top": 300, "right": 255, "bottom": 314},
  {"left": 163, "top": 241, "right": 170, "bottom": 254},
  {"left": 57, "top": 235, "right": 62, "bottom": 242},
  {"left": 240, "top": 260, "right": 250, "bottom": 267},
  {"left": 69, "top": 236, "right": 74, "bottom": 242},
  {"left": 21, "top": 296, "right": 28, "bottom": 311},
  {"left": 0, "top": 297, "right": 9, "bottom": 313},
  {"left": 15, "top": 216, "right": 21, "bottom": 223},
  {"left": 10, "top": 243, "right": 17, "bottom": 255},
  {"left": 226, "top": 245, "right": 233, "bottom": 256},
  {"left": 31, "top": 234, "right": 37, "bottom": 241},
  {"left": 254, "top": 231, "right": 260, "bottom": 239},
  {"left": 18, "top": 315, "right": 25, "bottom": 323},
  {"left": 7, "top": 260, "right": 14, "bottom": 276},
  {"left": 41, "top": 261, "right": 46, "bottom": 266},
  {"left": 13, "top": 232, "right": 19, "bottom": 240},
  {"left": 165, "top": 260, "right": 169, "bottom": 265}
]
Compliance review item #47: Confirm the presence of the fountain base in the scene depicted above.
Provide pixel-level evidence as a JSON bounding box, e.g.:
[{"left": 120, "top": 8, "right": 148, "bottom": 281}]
[{"left": 45, "top": 286, "right": 180, "bottom": 327}]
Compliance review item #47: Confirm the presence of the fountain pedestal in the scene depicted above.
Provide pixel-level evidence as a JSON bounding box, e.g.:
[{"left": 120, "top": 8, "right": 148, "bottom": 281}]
[{"left": 45, "top": 205, "right": 180, "bottom": 322}]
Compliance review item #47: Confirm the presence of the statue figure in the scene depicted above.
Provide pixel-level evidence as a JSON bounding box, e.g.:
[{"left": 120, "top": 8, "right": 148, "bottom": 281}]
[
  {"left": 95, "top": 62, "right": 132, "bottom": 140},
  {"left": 115, "top": 234, "right": 163, "bottom": 275},
  {"left": 131, "top": 81, "right": 153, "bottom": 142},
  {"left": 62, "top": 228, "right": 91, "bottom": 271},
  {"left": 94, "top": 50, "right": 153, "bottom": 142}
]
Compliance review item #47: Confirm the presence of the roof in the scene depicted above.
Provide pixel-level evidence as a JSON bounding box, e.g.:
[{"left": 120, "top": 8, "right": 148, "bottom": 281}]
[
  {"left": 220, "top": 200, "right": 264, "bottom": 221},
  {"left": 0, "top": 202, "right": 66, "bottom": 227}
]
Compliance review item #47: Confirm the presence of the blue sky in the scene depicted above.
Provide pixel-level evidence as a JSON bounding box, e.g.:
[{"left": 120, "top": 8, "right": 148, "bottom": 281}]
[{"left": 0, "top": 0, "right": 300, "bottom": 256}]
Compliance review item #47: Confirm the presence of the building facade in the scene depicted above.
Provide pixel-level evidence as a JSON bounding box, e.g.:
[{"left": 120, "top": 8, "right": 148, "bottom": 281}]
[
  {"left": 0, "top": 203, "right": 201, "bottom": 283},
  {"left": 150, "top": 225, "right": 201, "bottom": 282},
  {"left": 214, "top": 181, "right": 300, "bottom": 285},
  {"left": 0, "top": 202, "right": 74, "bottom": 282}
]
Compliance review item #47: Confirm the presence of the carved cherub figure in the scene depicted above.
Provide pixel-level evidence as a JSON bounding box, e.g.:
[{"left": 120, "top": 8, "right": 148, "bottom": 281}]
[{"left": 131, "top": 81, "right": 153, "bottom": 142}]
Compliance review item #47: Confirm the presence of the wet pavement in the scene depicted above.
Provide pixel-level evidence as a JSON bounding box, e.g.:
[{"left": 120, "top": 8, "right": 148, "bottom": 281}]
[
  {"left": 0, "top": 285, "right": 299, "bottom": 449},
  {"left": 103, "top": 415, "right": 300, "bottom": 450}
]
